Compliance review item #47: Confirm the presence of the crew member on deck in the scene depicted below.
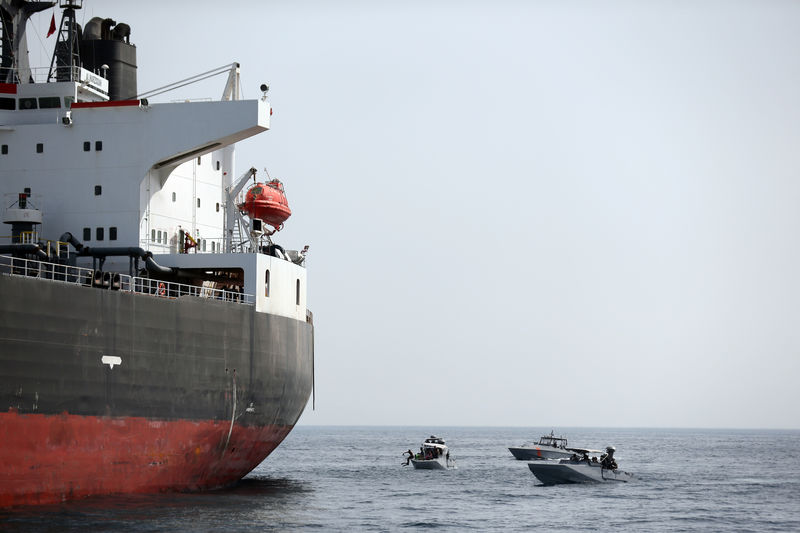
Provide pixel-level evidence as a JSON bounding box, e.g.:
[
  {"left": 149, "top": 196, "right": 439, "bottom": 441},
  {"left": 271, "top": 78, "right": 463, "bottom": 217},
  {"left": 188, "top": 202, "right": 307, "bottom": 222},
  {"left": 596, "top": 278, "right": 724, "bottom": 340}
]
[
  {"left": 600, "top": 446, "right": 618, "bottom": 470},
  {"left": 402, "top": 449, "right": 413, "bottom": 466}
]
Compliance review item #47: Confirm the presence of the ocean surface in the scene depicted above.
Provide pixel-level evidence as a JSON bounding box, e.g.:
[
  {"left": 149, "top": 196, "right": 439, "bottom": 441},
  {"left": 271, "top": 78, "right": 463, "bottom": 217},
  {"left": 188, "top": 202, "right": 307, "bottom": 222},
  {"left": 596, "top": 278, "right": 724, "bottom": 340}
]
[{"left": 2, "top": 426, "right": 799, "bottom": 532}]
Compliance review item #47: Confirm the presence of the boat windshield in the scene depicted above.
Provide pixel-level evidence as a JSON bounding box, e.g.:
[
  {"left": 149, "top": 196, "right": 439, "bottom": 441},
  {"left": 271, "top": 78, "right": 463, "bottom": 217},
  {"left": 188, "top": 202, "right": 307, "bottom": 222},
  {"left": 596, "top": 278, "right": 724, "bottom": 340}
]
[{"left": 538, "top": 435, "right": 567, "bottom": 447}]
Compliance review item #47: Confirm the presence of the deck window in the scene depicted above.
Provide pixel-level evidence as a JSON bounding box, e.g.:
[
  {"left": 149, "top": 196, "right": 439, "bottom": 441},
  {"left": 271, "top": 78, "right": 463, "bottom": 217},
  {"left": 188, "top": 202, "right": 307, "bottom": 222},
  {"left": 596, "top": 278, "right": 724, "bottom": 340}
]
[
  {"left": 216, "top": 161, "right": 221, "bottom": 171},
  {"left": 172, "top": 192, "right": 176, "bottom": 202},
  {"left": 38, "top": 97, "right": 60, "bottom": 109},
  {"left": 95, "top": 141, "right": 102, "bottom": 151},
  {"left": 197, "top": 156, "right": 201, "bottom": 165},
  {"left": 96, "top": 227, "right": 104, "bottom": 241},
  {"left": 216, "top": 202, "right": 220, "bottom": 212},
  {"left": 265, "top": 269, "right": 270, "bottom": 297},
  {"left": 94, "top": 185, "right": 102, "bottom": 196},
  {"left": 36, "top": 143, "right": 43, "bottom": 153},
  {"left": 197, "top": 198, "right": 201, "bottom": 208},
  {"left": 296, "top": 279, "right": 300, "bottom": 305},
  {"left": 19, "top": 98, "right": 37, "bottom": 110},
  {"left": 83, "top": 227, "right": 91, "bottom": 241},
  {"left": 0, "top": 98, "right": 14, "bottom": 110},
  {"left": 1, "top": 145, "right": 7, "bottom": 155},
  {"left": 83, "top": 141, "right": 90, "bottom": 152},
  {"left": 151, "top": 229, "right": 156, "bottom": 242},
  {"left": 157, "top": 230, "right": 162, "bottom": 244},
  {"left": 110, "top": 227, "right": 117, "bottom": 240}
]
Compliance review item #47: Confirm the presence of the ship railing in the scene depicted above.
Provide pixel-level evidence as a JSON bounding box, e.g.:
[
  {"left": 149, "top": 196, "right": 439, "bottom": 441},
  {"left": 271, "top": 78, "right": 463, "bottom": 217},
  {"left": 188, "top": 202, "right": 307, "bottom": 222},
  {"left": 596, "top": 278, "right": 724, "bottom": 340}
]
[
  {"left": 0, "top": 254, "right": 254, "bottom": 305},
  {"left": 127, "top": 276, "right": 254, "bottom": 304},
  {"left": 0, "top": 253, "right": 93, "bottom": 284},
  {"left": 2, "top": 66, "right": 79, "bottom": 85},
  {"left": 138, "top": 238, "right": 228, "bottom": 254}
]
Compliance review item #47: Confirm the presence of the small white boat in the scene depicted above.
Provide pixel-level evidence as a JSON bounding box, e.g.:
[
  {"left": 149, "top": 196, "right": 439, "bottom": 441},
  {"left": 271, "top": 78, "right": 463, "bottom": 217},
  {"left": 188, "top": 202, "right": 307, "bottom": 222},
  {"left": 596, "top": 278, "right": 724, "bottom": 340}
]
[
  {"left": 509, "top": 430, "right": 595, "bottom": 460},
  {"left": 528, "top": 447, "right": 633, "bottom": 485},
  {"left": 409, "top": 436, "right": 456, "bottom": 470}
]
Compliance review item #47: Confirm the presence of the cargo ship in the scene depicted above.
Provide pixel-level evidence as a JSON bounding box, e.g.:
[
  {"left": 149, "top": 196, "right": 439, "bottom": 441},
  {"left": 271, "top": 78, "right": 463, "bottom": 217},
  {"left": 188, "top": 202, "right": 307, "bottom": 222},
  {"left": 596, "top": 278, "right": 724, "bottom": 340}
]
[{"left": 0, "top": 0, "right": 314, "bottom": 506}]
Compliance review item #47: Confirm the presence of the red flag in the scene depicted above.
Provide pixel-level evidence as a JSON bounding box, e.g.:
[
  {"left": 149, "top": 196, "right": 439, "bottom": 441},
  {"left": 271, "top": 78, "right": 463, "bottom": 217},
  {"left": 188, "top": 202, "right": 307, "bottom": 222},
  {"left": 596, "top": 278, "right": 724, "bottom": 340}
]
[{"left": 46, "top": 14, "right": 56, "bottom": 38}]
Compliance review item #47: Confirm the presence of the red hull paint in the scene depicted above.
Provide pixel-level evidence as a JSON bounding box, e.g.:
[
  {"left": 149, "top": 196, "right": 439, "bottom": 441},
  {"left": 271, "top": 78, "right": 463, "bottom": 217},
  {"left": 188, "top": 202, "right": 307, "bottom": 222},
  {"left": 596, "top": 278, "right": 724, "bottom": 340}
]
[{"left": 0, "top": 410, "right": 292, "bottom": 508}]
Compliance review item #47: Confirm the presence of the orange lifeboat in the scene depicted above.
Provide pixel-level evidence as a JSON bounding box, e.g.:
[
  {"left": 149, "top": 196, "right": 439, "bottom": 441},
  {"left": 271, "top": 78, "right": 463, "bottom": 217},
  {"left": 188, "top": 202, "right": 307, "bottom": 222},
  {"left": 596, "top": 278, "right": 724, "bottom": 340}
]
[{"left": 239, "top": 180, "right": 292, "bottom": 231}]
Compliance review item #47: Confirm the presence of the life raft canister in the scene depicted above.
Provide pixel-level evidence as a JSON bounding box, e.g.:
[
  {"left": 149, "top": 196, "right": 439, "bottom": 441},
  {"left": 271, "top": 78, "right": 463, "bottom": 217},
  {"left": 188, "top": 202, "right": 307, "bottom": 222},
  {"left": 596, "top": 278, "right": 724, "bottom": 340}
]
[{"left": 239, "top": 179, "right": 292, "bottom": 231}]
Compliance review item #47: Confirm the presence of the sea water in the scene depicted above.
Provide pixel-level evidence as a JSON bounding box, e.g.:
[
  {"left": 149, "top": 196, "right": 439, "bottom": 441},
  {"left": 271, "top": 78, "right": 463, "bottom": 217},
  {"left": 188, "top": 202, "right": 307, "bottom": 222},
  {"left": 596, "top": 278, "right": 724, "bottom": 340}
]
[{"left": 2, "top": 427, "right": 799, "bottom": 532}]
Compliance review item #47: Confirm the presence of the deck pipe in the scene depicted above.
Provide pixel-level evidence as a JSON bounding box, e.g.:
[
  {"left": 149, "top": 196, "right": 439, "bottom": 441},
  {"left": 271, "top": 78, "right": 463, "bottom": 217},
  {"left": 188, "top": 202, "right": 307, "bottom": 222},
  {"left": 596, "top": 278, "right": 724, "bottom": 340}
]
[{"left": 0, "top": 243, "right": 49, "bottom": 261}]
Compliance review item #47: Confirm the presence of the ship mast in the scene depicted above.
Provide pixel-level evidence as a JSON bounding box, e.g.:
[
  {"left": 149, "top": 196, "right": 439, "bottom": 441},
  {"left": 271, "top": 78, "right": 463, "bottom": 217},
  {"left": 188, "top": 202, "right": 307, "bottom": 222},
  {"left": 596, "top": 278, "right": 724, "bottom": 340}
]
[
  {"left": 0, "top": 0, "right": 55, "bottom": 83},
  {"left": 47, "top": 0, "right": 81, "bottom": 82}
]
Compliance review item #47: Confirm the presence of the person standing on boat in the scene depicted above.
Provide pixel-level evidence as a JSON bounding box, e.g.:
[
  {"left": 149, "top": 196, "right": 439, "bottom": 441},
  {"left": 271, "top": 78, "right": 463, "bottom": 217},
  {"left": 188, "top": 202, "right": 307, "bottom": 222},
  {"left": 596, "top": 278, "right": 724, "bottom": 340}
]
[
  {"left": 402, "top": 449, "right": 413, "bottom": 466},
  {"left": 600, "top": 446, "right": 618, "bottom": 470}
]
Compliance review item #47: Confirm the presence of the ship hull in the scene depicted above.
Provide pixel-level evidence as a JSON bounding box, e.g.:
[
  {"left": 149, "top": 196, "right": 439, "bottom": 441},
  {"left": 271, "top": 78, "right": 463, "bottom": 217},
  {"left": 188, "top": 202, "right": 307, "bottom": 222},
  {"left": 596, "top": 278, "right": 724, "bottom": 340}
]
[
  {"left": 0, "top": 273, "right": 314, "bottom": 506},
  {"left": 0, "top": 411, "right": 293, "bottom": 507}
]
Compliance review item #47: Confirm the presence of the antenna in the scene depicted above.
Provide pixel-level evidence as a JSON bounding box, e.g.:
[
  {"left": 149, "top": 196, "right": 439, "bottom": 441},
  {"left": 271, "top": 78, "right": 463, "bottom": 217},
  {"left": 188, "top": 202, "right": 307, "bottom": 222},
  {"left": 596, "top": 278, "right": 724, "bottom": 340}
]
[{"left": 48, "top": 0, "right": 84, "bottom": 83}]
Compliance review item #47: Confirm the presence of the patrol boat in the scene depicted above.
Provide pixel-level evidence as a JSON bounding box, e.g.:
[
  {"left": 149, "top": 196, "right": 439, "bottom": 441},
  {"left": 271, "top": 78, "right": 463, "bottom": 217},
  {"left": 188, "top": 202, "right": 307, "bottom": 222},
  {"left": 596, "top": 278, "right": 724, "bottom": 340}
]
[
  {"left": 528, "top": 446, "right": 634, "bottom": 484},
  {"left": 508, "top": 430, "right": 597, "bottom": 460},
  {"left": 410, "top": 436, "right": 456, "bottom": 470}
]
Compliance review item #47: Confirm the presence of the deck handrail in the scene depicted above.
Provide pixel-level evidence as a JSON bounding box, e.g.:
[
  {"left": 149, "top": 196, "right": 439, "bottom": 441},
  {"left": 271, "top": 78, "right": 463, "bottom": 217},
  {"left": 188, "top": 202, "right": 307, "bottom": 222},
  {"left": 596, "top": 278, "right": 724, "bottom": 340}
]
[{"left": 0, "top": 254, "right": 254, "bottom": 305}]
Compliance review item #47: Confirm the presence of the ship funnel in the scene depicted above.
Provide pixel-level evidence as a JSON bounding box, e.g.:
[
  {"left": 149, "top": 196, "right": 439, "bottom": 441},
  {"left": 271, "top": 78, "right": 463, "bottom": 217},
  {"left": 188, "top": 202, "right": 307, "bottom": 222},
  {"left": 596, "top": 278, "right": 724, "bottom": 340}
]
[{"left": 81, "top": 16, "right": 137, "bottom": 100}]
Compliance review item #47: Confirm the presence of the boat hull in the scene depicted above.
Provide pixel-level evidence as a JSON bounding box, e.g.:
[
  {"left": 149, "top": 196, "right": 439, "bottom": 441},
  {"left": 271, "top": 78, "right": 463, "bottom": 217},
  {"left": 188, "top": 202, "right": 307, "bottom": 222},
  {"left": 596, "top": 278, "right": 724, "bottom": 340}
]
[
  {"left": 0, "top": 273, "right": 314, "bottom": 506},
  {"left": 508, "top": 446, "right": 574, "bottom": 460},
  {"left": 528, "top": 461, "right": 633, "bottom": 485},
  {"left": 410, "top": 458, "right": 449, "bottom": 470}
]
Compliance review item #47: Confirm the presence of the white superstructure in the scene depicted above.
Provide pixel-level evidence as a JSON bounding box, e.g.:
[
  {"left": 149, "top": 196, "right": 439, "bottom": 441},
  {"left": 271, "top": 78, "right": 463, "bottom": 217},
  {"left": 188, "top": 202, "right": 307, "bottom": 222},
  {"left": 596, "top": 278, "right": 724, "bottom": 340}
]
[{"left": 0, "top": 3, "right": 308, "bottom": 320}]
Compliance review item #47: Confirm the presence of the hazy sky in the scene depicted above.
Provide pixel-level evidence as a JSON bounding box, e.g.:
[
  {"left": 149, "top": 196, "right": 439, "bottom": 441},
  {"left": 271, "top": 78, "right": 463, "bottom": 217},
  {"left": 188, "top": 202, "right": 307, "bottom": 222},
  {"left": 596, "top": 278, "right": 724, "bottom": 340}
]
[{"left": 27, "top": 0, "right": 800, "bottom": 429}]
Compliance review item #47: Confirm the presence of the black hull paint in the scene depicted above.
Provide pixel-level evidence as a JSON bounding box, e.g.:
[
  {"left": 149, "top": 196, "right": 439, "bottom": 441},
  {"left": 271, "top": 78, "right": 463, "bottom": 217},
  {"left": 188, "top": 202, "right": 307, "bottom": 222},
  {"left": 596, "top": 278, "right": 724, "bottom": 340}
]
[{"left": 0, "top": 274, "right": 313, "bottom": 427}]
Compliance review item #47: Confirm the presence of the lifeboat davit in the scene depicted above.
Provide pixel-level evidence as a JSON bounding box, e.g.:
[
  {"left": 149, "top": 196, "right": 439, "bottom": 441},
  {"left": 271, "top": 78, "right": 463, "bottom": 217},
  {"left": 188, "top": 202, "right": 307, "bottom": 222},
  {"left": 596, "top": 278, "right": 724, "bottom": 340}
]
[{"left": 239, "top": 180, "right": 292, "bottom": 230}]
